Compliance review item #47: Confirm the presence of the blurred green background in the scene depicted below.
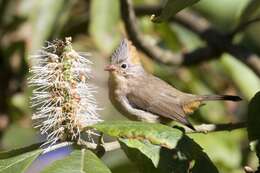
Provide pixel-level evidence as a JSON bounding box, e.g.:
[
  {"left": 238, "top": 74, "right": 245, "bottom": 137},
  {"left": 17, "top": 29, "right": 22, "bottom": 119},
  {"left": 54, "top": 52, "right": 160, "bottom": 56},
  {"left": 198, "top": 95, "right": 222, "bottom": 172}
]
[{"left": 0, "top": 0, "right": 259, "bottom": 173}]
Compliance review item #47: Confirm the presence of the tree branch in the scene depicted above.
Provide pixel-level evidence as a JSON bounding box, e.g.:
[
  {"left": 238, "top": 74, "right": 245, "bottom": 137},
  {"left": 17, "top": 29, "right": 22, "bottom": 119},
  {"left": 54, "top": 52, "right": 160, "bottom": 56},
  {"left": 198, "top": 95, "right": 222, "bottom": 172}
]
[
  {"left": 42, "top": 140, "right": 121, "bottom": 154},
  {"left": 21, "top": 121, "right": 246, "bottom": 156},
  {"left": 120, "top": 0, "right": 224, "bottom": 66},
  {"left": 42, "top": 142, "right": 73, "bottom": 154},
  {"left": 186, "top": 122, "right": 247, "bottom": 133},
  {"left": 229, "top": 17, "right": 260, "bottom": 37},
  {"left": 120, "top": 0, "right": 184, "bottom": 65},
  {"left": 132, "top": 4, "right": 260, "bottom": 77}
]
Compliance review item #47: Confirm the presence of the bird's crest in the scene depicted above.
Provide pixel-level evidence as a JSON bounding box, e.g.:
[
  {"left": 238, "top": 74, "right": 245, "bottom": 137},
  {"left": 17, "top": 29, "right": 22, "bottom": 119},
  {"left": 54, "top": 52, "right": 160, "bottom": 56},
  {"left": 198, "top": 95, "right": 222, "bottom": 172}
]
[{"left": 111, "top": 38, "right": 140, "bottom": 65}]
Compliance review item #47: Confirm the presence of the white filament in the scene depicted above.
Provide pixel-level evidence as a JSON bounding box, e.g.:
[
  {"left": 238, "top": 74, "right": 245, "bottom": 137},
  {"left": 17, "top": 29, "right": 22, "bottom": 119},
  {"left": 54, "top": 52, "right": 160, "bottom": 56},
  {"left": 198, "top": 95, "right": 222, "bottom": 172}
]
[{"left": 29, "top": 40, "right": 102, "bottom": 148}]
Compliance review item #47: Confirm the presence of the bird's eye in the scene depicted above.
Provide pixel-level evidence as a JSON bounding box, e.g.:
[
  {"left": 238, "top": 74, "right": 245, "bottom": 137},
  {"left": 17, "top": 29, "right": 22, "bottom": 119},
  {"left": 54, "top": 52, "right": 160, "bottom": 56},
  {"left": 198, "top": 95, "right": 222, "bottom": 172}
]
[{"left": 120, "top": 63, "right": 127, "bottom": 69}]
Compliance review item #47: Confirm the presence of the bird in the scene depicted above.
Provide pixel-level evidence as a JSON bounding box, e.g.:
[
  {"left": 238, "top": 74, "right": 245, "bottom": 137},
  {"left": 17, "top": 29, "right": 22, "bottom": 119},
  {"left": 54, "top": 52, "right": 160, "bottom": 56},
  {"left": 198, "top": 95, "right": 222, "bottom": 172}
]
[{"left": 105, "top": 38, "right": 242, "bottom": 130}]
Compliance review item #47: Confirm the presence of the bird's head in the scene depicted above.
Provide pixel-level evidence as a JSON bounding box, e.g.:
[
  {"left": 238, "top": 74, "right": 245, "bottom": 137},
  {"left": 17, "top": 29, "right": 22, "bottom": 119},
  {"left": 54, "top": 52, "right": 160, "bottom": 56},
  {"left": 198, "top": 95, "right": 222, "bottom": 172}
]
[{"left": 105, "top": 39, "right": 145, "bottom": 78}]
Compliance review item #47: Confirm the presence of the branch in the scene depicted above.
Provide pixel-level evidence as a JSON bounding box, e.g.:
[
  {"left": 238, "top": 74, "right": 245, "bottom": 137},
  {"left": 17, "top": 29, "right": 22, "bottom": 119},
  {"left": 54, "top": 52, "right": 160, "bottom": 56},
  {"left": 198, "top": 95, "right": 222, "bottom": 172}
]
[
  {"left": 120, "top": 0, "right": 183, "bottom": 65},
  {"left": 120, "top": 0, "right": 224, "bottom": 66},
  {"left": 135, "top": 5, "right": 224, "bottom": 52},
  {"left": 229, "top": 17, "right": 260, "bottom": 37},
  {"left": 81, "top": 122, "right": 246, "bottom": 150},
  {"left": 132, "top": 4, "right": 260, "bottom": 77},
  {"left": 42, "top": 140, "right": 121, "bottom": 154},
  {"left": 77, "top": 139, "right": 121, "bottom": 152},
  {"left": 42, "top": 142, "right": 73, "bottom": 154},
  {"left": 226, "top": 45, "right": 260, "bottom": 75},
  {"left": 22, "top": 121, "right": 246, "bottom": 156},
  {"left": 186, "top": 122, "right": 247, "bottom": 133}
]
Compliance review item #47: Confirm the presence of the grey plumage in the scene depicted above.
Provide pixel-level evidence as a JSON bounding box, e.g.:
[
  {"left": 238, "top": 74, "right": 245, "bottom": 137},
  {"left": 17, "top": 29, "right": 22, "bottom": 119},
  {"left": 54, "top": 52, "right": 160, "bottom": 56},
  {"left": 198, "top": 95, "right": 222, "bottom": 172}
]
[{"left": 111, "top": 39, "right": 129, "bottom": 64}]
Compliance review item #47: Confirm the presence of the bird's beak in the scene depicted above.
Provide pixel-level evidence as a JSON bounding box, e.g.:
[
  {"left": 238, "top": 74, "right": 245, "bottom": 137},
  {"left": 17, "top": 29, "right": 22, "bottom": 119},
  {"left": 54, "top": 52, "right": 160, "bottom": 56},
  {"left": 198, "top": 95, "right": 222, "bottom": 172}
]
[{"left": 104, "top": 64, "right": 116, "bottom": 72}]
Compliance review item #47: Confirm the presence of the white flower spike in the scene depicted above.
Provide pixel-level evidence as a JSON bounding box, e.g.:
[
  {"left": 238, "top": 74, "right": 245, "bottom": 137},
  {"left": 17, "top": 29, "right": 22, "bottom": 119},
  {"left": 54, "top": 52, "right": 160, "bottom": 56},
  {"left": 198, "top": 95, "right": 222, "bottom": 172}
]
[{"left": 29, "top": 37, "right": 102, "bottom": 147}]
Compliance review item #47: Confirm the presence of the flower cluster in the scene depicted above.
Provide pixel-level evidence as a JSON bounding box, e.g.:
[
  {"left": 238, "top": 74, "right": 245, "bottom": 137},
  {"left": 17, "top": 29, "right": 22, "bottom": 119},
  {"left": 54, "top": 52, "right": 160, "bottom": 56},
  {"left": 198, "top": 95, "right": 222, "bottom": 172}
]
[{"left": 29, "top": 37, "right": 101, "bottom": 147}]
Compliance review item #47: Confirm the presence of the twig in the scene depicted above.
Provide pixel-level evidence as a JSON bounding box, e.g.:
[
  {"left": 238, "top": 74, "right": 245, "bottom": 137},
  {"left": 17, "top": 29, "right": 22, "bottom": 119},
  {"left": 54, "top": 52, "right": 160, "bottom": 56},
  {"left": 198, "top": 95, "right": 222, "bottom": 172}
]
[
  {"left": 102, "top": 141, "right": 121, "bottom": 151},
  {"left": 120, "top": 0, "right": 184, "bottom": 65},
  {"left": 42, "top": 142, "right": 73, "bottom": 154},
  {"left": 86, "top": 140, "right": 121, "bottom": 152},
  {"left": 186, "top": 122, "right": 247, "bottom": 133},
  {"left": 229, "top": 17, "right": 260, "bottom": 37},
  {"left": 42, "top": 140, "right": 121, "bottom": 154},
  {"left": 172, "top": 11, "right": 260, "bottom": 76},
  {"left": 2, "top": 121, "right": 246, "bottom": 157},
  {"left": 135, "top": 6, "right": 227, "bottom": 46},
  {"left": 77, "top": 139, "right": 121, "bottom": 152},
  {"left": 226, "top": 45, "right": 260, "bottom": 75}
]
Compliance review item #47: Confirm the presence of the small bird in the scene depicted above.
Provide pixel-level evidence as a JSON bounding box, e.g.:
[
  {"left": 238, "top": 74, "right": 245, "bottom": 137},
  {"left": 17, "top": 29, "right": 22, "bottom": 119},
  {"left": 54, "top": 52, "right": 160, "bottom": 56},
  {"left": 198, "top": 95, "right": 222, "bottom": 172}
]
[{"left": 105, "top": 39, "right": 242, "bottom": 130}]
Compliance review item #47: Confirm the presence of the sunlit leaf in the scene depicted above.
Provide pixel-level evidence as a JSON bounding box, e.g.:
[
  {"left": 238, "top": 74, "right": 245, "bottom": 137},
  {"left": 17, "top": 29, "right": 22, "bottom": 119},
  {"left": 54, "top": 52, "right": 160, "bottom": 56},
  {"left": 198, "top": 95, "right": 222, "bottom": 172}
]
[
  {"left": 92, "top": 121, "right": 183, "bottom": 149},
  {"left": 0, "top": 149, "right": 42, "bottom": 173},
  {"left": 189, "top": 131, "right": 243, "bottom": 171},
  {"left": 30, "top": 0, "right": 69, "bottom": 51},
  {"left": 220, "top": 54, "right": 260, "bottom": 100},
  {"left": 41, "top": 149, "right": 111, "bottom": 173},
  {"left": 152, "top": 0, "right": 200, "bottom": 22},
  {"left": 89, "top": 0, "right": 120, "bottom": 54},
  {"left": 2, "top": 124, "right": 38, "bottom": 150}
]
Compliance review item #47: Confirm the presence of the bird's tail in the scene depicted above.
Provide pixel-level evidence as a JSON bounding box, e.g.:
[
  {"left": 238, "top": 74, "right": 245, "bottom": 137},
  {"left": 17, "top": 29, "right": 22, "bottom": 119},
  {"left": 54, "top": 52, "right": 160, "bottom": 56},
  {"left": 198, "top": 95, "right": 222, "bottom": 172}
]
[{"left": 199, "top": 95, "right": 242, "bottom": 102}]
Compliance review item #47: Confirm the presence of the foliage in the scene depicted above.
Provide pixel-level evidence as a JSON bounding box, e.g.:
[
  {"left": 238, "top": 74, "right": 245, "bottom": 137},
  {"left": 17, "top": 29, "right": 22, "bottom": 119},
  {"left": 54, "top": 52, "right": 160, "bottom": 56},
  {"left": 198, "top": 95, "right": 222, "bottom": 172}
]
[
  {"left": 92, "top": 121, "right": 183, "bottom": 149},
  {"left": 151, "top": 0, "right": 200, "bottom": 22},
  {"left": 247, "top": 91, "right": 260, "bottom": 172},
  {"left": 0, "top": 0, "right": 259, "bottom": 173},
  {"left": 0, "top": 122, "right": 219, "bottom": 173},
  {"left": 0, "top": 149, "right": 42, "bottom": 173},
  {"left": 41, "top": 149, "right": 111, "bottom": 173}
]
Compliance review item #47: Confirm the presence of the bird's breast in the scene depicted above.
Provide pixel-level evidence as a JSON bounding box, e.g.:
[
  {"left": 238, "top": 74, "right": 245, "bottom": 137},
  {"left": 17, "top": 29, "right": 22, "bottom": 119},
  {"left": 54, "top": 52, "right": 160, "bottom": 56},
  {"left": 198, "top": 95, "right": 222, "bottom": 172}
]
[
  {"left": 108, "top": 74, "right": 139, "bottom": 120},
  {"left": 108, "top": 74, "right": 128, "bottom": 106}
]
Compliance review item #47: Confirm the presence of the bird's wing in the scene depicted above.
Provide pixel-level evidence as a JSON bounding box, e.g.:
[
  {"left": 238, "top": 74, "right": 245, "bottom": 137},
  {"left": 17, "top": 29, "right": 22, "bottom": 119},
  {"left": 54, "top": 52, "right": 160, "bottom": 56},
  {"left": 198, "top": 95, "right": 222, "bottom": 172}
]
[{"left": 127, "top": 75, "right": 193, "bottom": 127}]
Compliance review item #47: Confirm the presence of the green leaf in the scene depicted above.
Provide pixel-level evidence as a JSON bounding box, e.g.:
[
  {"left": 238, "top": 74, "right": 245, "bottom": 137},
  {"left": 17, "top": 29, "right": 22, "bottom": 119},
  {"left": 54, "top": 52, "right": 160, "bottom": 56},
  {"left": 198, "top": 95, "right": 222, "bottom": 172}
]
[
  {"left": 248, "top": 91, "right": 260, "bottom": 141},
  {"left": 41, "top": 149, "right": 111, "bottom": 173},
  {"left": 247, "top": 91, "right": 260, "bottom": 172},
  {"left": 189, "top": 131, "right": 243, "bottom": 171},
  {"left": 220, "top": 54, "right": 260, "bottom": 100},
  {"left": 2, "top": 123, "right": 38, "bottom": 150},
  {"left": 120, "top": 139, "right": 161, "bottom": 167},
  {"left": 179, "top": 136, "right": 219, "bottom": 173},
  {"left": 29, "top": 0, "right": 68, "bottom": 51},
  {"left": 154, "top": 23, "right": 183, "bottom": 51},
  {"left": 0, "top": 149, "right": 42, "bottom": 173},
  {"left": 120, "top": 139, "right": 165, "bottom": 173},
  {"left": 240, "top": 0, "right": 260, "bottom": 24},
  {"left": 120, "top": 136, "right": 219, "bottom": 173},
  {"left": 89, "top": 0, "right": 120, "bottom": 54},
  {"left": 0, "top": 143, "right": 42, "bottom": 159},
  {"left": 152, "top": 0, "right": 200, "bottom": 22},
  {"left": 92, "top": 121, "right": 183, "bottom": 149}
]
